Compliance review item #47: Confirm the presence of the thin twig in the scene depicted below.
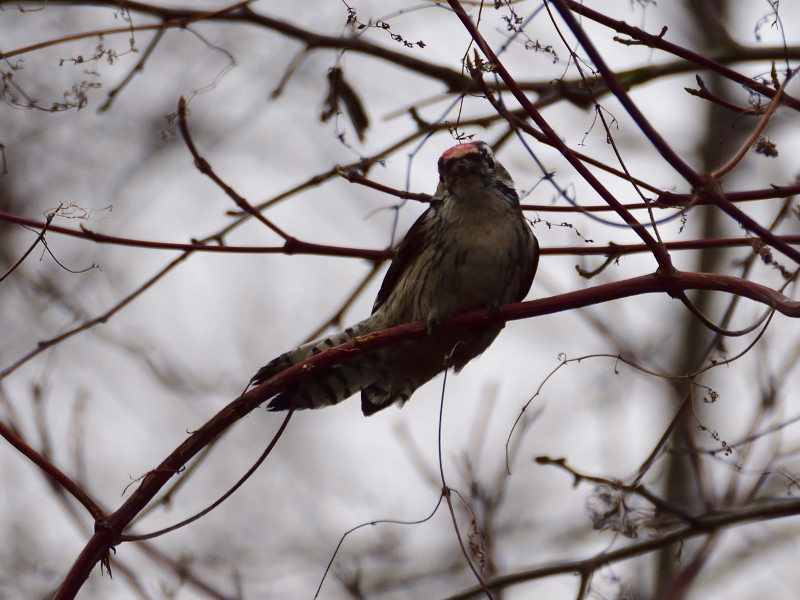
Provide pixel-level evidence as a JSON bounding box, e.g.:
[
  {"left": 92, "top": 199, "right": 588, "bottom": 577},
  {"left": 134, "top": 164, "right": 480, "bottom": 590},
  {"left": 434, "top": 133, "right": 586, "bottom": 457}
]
[
  {"left": 711, "top": 66, "right": 793, "bottom": 178},
  {"left": 437, "top": 371, "right": 495, "bottom": 599},
  {"left": 98, "top": 27, "right": 166, "bottom": 113},
  {"left": 177, "top": 97, "right": 291, "bottom": 240},
  {"left": 0, "top": 209, "right": 56, "bottom": 284},
  {"left": 0, "top": 419, "right": 105, "bottom": 519},
  {"left": 121, "top": 408, "right": 294, "bottom": 541}
]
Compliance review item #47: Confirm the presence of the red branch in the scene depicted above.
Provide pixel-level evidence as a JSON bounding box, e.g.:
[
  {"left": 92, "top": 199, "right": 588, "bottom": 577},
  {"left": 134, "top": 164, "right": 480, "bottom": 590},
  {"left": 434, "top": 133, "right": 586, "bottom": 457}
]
[
  {"left": 3, "top": 209, "right": 800, "bottom": 259},
  {"left": 53, "top": 269, "right": 800, "bottom": 597},
  {"left": 0, "top": 420, "right": 105, "bottom": 520},
  {"left": 0, "top": 210, "right": 391, "bottom": 261}
]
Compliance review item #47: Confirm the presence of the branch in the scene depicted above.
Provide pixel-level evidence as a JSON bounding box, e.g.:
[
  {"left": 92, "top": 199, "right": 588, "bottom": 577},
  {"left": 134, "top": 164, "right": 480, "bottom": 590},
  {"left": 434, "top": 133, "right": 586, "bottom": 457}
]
[
  {"left": 658, "top": 183, "right": 800, "bottom": 206},
  {"left": 710, "top": 67, "right": 792, "bottom": 178},
  {"left": 442, "top": 495, "right": 800, "bottom": 600},
  {"left": 5, "top": 209, "right": 800, "bottom": 263},
  {"left": 685, "top": 74, "right": 767, "bottom": 115},
  {"left": 550, "top": 0, "right": 800, "bottom": 265},
  {"left": 53, "top": 269, "right": 800, "bottom": 596},
  {"left": 4, "top": 0, "right": 798, "bottom": 112},
  {"left": 563, "top": 0, "right": 800, "bottom": 112},
  {"left": 0, "top": 210, "right": 392, "bottom": 260},
  {"left": 0, "top": 208, "right": 55, "bottom": 284},
  {"left": 177, "top": 97, "right": 292, "bottom": 240},
  {"left": 549, "top": 0, "right": 697, "bottom": 184},
  {"left": 1, "top": 0, "right": 471, "bottom": 92},
  {"left": 448, "top": 0, "right": 672, "bottom": 271},
  {"left": 0, "top": 419, "right": 105, "bottom": 520}
]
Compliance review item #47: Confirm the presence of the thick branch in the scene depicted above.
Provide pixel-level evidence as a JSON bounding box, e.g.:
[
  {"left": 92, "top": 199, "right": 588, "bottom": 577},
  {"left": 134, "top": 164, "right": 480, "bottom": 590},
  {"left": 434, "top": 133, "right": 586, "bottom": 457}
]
[{"left": 54, "top": 270, "right": 800, "bottom": 597}]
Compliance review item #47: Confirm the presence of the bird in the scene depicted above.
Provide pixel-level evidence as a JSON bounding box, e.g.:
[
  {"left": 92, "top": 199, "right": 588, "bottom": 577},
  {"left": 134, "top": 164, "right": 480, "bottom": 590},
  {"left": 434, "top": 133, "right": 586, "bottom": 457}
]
[{"left": 250, "top": 140, "right": 539, "bottom": 416}]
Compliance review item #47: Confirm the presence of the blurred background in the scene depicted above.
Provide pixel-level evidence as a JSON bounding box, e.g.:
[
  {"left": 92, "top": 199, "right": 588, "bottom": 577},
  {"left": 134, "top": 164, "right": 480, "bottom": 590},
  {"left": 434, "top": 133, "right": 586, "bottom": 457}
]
[{"left": 2, "top": 1, "right": 800, "bottom": 598}]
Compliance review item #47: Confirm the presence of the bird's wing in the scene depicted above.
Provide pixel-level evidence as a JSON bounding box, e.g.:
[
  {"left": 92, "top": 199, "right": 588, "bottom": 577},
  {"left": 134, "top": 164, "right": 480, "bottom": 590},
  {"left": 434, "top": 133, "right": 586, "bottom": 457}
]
[
  {"left": 515, "top": 230, "right": 540, "bottom": 303},
  {"left": 372, "top": 204, "right": 437, "bottom": 314}
]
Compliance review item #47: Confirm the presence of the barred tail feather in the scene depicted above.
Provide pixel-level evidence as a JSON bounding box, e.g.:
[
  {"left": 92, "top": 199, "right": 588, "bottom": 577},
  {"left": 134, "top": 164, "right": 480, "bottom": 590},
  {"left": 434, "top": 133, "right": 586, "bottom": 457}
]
[
  {"left": 249, "top": 321, "right": 373, "bottom": 411},
  {"left": 253, "top": 318, "right": 506, "bottom": 415}
]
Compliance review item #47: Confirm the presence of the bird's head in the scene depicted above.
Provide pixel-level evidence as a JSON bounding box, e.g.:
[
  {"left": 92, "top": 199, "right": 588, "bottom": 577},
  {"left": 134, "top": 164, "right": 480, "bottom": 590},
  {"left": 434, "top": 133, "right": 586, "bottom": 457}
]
[{"left": 435, "top": 141, "right": 518, "bottom": 205}]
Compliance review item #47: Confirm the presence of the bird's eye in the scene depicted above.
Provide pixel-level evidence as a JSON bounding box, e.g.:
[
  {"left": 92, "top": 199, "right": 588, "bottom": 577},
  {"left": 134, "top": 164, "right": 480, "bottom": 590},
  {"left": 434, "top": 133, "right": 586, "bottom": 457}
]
[{"left": 486, "top": 157, "right": 495, "bottom": 170}]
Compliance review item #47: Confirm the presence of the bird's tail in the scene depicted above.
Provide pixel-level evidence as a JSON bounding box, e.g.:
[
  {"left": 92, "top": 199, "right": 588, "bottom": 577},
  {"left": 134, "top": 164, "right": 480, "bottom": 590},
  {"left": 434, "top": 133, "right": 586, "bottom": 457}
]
[{"left": 250, "top": 320, "right": 374, "bottom": 411}]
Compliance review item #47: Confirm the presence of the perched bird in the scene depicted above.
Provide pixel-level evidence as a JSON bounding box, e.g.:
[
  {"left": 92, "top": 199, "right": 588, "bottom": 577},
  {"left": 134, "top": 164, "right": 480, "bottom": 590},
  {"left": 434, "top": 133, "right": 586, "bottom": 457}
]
[{"left": 251, "top": 141, "right": 539, "bottom": 416}]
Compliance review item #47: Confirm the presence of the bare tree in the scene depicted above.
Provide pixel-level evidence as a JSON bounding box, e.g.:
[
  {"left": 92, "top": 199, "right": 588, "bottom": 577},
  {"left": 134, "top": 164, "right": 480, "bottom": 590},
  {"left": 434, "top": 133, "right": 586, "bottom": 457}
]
[{"left": 2, "top": 1, "right": 800, "bottom": 598}]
